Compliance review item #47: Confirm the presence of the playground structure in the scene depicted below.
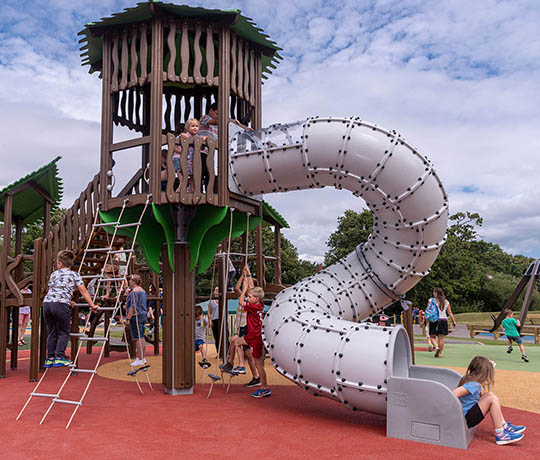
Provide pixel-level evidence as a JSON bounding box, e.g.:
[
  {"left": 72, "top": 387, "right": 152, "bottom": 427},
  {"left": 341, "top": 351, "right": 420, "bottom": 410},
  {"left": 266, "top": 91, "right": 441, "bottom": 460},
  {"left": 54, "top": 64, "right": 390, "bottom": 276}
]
[{"left": 0, "top": 1, "right": 502, "bottom": 449}]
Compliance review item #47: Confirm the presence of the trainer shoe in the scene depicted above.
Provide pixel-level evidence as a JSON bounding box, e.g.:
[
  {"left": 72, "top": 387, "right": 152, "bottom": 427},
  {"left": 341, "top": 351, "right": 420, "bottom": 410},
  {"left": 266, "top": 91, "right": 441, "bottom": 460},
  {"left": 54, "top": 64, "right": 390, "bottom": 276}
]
[
  {"left": 233, "top": 366, "right": 246, "bottom": 374},
  {"left": 495, "top": 429, "right": 524, "bottom": 445},
  {"left": 244, "top": 377, "right": 261, "bottom": 387},
  {"left": 53, "top": 357, "right": 73, "bottom": 367},
  {"left": 521, "top": 354, "right": 529, "bottom": 362},
  {"left": 220, "top": 362, "right": 234, "bottom": 373},
  {"left": 131, "top": 358, "right": 145, "bottom": 367},
  {"left": 251, "top": 388, "right": 271, "bottom": 398},
  {"left": 504, "top": 421, "right": 526, "bottom": 434},
  {"left": 507, "top": 345, "right": 513, "bottom": 354},
  {"left": 44, "top": 358, "right": 55, "bottom": 368}
]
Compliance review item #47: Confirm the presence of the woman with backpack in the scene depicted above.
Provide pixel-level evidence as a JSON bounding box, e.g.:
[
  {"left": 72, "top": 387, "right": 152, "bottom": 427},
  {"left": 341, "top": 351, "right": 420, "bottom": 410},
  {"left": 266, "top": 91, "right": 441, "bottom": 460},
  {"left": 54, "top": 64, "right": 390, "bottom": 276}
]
[{"left": 426, "top": 287, "right": 457, "bottom": 357}]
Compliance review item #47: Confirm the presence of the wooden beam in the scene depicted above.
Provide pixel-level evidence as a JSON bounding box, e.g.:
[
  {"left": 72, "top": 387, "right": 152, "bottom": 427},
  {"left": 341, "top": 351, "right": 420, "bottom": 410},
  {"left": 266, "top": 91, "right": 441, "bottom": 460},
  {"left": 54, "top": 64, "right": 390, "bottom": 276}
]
[
  {"left": 217, "top": 25, "right": 231, "bottom": 207},
  {"left": 0, "top": 192, "right": 13, "bottom": 377},
  {"left": 110, "top": 135, "right": 151, "bottom": 152},
  {"left": 100, "top": 34, "right": 113, "bottom": 210}
]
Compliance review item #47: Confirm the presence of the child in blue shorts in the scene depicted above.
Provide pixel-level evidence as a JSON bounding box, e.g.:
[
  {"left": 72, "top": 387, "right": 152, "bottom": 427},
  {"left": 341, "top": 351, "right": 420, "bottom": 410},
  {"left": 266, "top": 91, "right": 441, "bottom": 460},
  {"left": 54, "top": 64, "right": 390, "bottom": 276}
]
[
  {"left": 453, "top": 356, "right": 526, "bottom": 445},
  {"left": 195, "top": 305, "right": 210, "bottom": 368},
  {"left": 501, "top": 309, "right": 528, "bottom": 362}
]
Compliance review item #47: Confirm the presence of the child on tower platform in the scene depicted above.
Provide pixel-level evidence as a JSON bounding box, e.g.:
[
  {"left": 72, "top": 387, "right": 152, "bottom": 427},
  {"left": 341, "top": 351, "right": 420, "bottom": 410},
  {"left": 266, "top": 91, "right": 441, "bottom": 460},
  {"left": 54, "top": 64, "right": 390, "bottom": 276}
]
[{"left": 222, "top": 265, "right": 270, "bottom": 398}]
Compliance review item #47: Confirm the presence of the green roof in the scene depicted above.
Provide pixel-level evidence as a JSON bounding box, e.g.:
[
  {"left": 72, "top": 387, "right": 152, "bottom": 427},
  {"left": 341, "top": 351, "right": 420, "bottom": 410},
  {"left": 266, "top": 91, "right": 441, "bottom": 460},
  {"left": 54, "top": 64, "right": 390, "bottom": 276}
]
[
  {"left": 263, "top": 200, "right": 289, "bottom": 228},
  {"left": 79, "top": 1, "right": 282, "bottom": 80},
  {"left": 0, "top": 156, "right": 63, "bottom": 225}
]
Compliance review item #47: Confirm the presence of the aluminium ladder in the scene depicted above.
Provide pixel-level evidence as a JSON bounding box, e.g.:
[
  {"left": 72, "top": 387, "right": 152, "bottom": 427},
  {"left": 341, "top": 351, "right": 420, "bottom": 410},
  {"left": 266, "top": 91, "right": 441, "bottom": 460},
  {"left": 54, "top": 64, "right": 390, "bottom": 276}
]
[{"left": 17, "top": 195, "right": 153, "bottom": 429}]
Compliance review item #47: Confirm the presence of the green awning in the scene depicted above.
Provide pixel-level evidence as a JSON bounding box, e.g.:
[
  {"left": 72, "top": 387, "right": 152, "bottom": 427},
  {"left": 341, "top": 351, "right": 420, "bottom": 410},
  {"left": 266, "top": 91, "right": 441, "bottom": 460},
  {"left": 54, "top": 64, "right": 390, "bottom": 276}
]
[
  {"left": 0, "top": 156, "right": 63, "bottom": 225},
  {"left": 79, "top": 1, "right": 282, "bottom": 79},
  {"left": 263, "top": 200, "right": 289, "bottom": 229}
]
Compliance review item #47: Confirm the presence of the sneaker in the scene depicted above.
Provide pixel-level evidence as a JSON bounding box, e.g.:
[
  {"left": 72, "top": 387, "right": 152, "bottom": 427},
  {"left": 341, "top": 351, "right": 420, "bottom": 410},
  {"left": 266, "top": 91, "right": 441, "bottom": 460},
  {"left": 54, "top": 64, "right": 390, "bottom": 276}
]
[
  {"left": 244, "top": 377, "right": 261, "bottom": 387},
  {"left": 131, "top": 358, "right": 145, "bottom": 367},
  {"left": 495, "top": 430, "right": 524, "bottom": 445},
  {"left": 53, "top": 357, "right": 73, "bottom": 367},
  {"left": 233, "top": 366, "right": 246, "bottom": 374},
  {"left": 507, "top": 345, "right": 513, "bottom": 354},
  {"left": 220, "top": 362, "right": 234, "bottom": 373},
  {"left": 43, "top": 358, "right": 55, "bottom": 368},
  {"left": 504, "top": 421, "right": 526, "bottom": 434},
  {"left": 522, "top": 354, "right": 529, "bottom": 362},
  {"left": 251, "top": 388, "right": 271, "bottom": 398}
]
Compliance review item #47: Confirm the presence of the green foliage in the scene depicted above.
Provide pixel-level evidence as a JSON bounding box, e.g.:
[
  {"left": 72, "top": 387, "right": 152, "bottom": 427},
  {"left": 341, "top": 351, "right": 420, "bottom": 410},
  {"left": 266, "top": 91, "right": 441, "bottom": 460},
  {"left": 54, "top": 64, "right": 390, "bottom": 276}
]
[
  {"left": 21, "top": 208, "right": 66, "bottom": 254},
  {"left": 324, "top": 209, "right": 540, "bottom": 314},
  {"left": 324, "top": 209, "right": 373, "bottom": 265}
]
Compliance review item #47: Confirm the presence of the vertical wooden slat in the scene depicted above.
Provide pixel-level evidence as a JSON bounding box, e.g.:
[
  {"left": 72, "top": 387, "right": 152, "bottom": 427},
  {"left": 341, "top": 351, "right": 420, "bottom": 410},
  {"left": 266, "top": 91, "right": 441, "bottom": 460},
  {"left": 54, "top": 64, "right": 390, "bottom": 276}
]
[
  {"left": 243, "top": 42, "right": 250, "bottom": 102},
  {"left": 43, "top": 200, "right": 51, "bottom": 239},
  {"left": 128, "top": 88, "right": 135, "bottom": 126},
  {"left": 249, "top": 49, "right": 255, "bottom": 106},
  {"left": 164, "top": 93, "right": 172, "bottom": 132},
  {"left": 66, "top": 209, "right": 73, "bottom": 250},
  {"left": 254, "top": 53, "right": 262, "bottom": 130},
  {"left": 100, "top": 35, "right": 113, "bottom": 209},
  {"left": 166, "top": 19, "right": 177, "bottom": 81},
  {"left": 192, "top": 137, "right": 202, "bottom": 205},
  {"left": 180, "top": 22, "right": 189, "bottom": 84},
  {"left": 139, "top": 23, "right": 148, "bottom": 85},
  {"left": 205, "top": 137, "right": 217, "bottom": 204},
  {"left": 237, "top": 39, "right": 244, "bottom": 99},
  {"left": 0, "top": 193, "right": 12, "bottom": 377},
  {"left": 218, "top": 26, "right": 231, "bottom": 207},
  {"left": 79, "top": 191, "right": 86, "bottom": 243},
  {"left": 178, "top": 136, "right": 191, "bottom": 204},
  {"left": 183, "top": 95, "right": 191, "bottom": 122},
  {"left": 230, "top": 94, "right": 237, "bottom": 119},
  {"left": 205, "top": 25, "right": 215, "bottom": 86},
  {"left": 193, "top": 23, "right": 203, "bottom": 84},
  {"left": 130, "top": 25, "right": 139, "bottom": 86},
  {"left": 120, "top": 90, "right": 127, "bottom": 121},
  {"left": 149, "top": 17, "right": 164, "bottom": 203},
  {"left": 230, "top": 33, "right": 237, "bottom": 95},
  {"left": 29, "top": 238, "right": 42, "bottom": 381},
  {"left": 85, "top": 182, "right": 93, "bottom": 233},
  {"left": 166, "top": 133, "right": 177, "bottom": 203},
  {"left": 120, "top": 28, "right": 129, "bottom": 90},
  {"left": 111, "top": 33, "right": 119, "bottom": 92},
  {"left": 174, "top": 95, "right": 181, "bottom": 129},
  {"left": 135, "top": 89, "right": 142, "bottom": 126},
  {"left": 71, "top": 202, "right": 79, "bottom": 251}
]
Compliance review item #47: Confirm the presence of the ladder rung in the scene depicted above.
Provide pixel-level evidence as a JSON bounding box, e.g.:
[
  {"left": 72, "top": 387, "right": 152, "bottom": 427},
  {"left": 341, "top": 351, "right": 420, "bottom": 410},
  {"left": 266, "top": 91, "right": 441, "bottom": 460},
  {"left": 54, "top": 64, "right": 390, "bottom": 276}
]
[
  {"left": 99, "top": 277, "right": 126, "bottom": 282},
  {"left": 73, "top": 303, "right": 90, "bottom": 307},
  {"left": 81, "top": 275, "right": 100, "bottom": 279},
  {"left": 85, "top": 248, "right": 113, "bottom": 253},
  {"left": 117, "top": 223, "right": 141, "bottom": 228},
  {"left": 108, "top": 249, "right": 135, "bottom": 254},
  {"left": 70, "top": 368, "right": 97, "bottom": 374},
  {"left": 93, "top": 222, "right": 120, "bottom": 228},
  {"left": 70, "top": 333, "right": 87, "bottom": 337},
  {"left": 53, "top": 398, "right": 82, "bottom": 406},
  {"left": 98, "top": 307, "right": 116, "bottom": 311},
  {"left": 79, "top": 336, "right": 109, "bottom": 342},
  {"left": 31, "top": 392, "right": 59, "bottom": 398}
]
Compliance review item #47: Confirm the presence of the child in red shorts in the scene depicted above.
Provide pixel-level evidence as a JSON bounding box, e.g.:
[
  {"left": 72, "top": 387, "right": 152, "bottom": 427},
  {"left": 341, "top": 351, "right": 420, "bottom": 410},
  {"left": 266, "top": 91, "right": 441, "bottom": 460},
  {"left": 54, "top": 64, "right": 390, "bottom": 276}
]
[{"left": 222, "top": 265, "right": 270, "bottom": 398}]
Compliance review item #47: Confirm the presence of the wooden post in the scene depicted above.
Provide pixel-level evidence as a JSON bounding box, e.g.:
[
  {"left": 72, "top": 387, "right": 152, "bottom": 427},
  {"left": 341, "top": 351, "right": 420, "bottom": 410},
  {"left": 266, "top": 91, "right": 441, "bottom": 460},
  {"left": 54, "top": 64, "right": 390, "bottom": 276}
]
[
  {"left": 99, "top": 34, "right": 113, "bottom": 210},
  {"left": 403, "top": 307, "right": 415, "bottom": 365},
  {"left": 253, "top": 53, "right": 262, "bottom": 130},
  {"left": 29, "top": 238, "right": 43, "bottom": 381},
  {"left": 162, "top": 243, "right": 194, "bottom": 394},
  {"left": 217, "top": 25, "right": 231, "bottom": 207},
  {"left": 518, "top": 260, "right": 539, "bottom": 326},
  {"left": 255, "top": 223, "right": 265, "bottom": 289},
  {"left": 273, "top": 226, "right": 282, "bottom": 285},
  {"left": 0, "top": 192, "right": 13, "bottom": 378},
  {"left": 43, "top": 200, "right": 51, "bottom": 238},
  {"left": 149, "top": 16, "right": 164, "bottom": 203}
]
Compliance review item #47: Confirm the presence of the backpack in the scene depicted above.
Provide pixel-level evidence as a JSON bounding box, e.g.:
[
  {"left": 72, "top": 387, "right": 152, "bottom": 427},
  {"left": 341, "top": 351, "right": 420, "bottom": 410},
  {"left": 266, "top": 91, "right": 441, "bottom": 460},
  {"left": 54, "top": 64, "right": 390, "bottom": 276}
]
[{"left": 425, "top": 298, "right": 440, "bottom": 323}]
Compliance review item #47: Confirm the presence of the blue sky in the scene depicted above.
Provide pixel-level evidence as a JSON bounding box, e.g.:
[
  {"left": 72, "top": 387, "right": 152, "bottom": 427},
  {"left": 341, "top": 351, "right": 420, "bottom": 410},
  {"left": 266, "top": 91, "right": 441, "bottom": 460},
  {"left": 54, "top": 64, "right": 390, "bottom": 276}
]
[{"left": 1, "top": 0, "right": 540, "bottom": 262}]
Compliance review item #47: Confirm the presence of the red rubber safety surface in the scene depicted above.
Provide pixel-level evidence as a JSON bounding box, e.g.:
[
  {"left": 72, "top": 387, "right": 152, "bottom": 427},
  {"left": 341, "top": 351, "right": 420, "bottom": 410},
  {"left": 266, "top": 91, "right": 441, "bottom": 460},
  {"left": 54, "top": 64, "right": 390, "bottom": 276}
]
[{"left": 2, "top": 351, "right": 539, "bottom": 460}]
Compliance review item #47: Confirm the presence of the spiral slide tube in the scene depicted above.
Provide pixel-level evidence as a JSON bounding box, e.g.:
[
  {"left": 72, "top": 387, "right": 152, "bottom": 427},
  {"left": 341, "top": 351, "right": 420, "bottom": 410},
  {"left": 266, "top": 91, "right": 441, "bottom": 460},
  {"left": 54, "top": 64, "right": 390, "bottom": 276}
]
[{"left": 229, "top": 117, "right": 448, "bottom": 416}]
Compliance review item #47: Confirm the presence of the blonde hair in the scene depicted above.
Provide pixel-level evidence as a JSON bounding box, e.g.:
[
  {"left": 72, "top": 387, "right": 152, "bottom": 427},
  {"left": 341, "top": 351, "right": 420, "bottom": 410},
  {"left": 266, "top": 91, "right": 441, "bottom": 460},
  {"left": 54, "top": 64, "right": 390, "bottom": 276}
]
[
  {"left": 247, "top": 287, "right": 264, "bottom": 302},
  {"left": 57, "top": 250, "right": 74, "bottom": 268},
  {"left": 130, "top": 274, "right": 142, "bottom": 286},
  {"left": 459, "top": 356, "right": 494, "bottom": 393},
  {"left": 185, "top": 118, "right": 199, "bottom": 131}
]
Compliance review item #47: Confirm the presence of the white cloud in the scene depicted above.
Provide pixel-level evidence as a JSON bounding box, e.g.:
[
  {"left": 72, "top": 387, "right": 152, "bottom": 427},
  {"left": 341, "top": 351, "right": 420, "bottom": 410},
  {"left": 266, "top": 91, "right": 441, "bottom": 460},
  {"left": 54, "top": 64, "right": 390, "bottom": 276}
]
[{"left": 1, "top": 0, "right": 540, "bottom": 263}]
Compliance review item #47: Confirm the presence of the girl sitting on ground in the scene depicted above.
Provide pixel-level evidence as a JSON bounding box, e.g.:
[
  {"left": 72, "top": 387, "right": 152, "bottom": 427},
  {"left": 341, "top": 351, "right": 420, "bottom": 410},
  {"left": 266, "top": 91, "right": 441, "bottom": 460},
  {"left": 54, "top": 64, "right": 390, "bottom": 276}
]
[{"left": 453, "top": 356, "right": 525, "bottom": 445}]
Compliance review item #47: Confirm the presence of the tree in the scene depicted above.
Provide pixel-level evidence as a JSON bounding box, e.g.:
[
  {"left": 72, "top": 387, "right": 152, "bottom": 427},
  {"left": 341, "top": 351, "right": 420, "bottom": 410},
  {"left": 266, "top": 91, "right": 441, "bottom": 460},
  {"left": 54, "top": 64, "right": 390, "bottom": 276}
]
[
  {"left": 21, "top": 208, "right": 66, "bottom": 254},
  {"left": 324, "top": 209, "right": 373, "bottom": 265}
]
